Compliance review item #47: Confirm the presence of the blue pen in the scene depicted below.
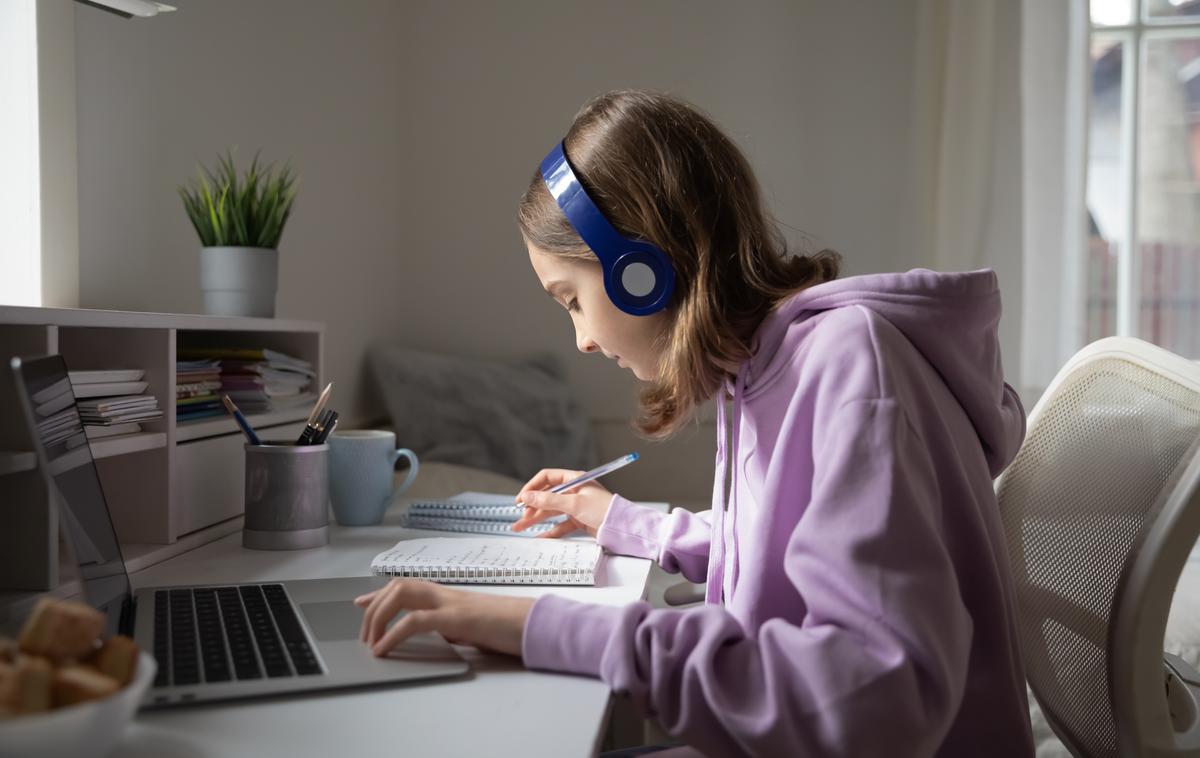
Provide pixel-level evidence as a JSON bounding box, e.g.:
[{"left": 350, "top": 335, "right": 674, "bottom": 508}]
[
  {"left": 517, "top": 452, "right": 640, "bottom": 509},
  {"left": 221, "top": 395, "right": 261, "bottom": 445}
]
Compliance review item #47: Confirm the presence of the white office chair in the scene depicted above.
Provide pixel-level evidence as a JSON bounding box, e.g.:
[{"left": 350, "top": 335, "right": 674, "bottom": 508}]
[{"left": 995, "top": 337, "right": 1200, "bottom": 757}]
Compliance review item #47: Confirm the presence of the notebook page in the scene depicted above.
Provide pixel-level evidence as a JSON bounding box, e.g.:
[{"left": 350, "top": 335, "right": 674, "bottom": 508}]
[
  {"left": 370, "top": 537, "right": 602, "bottom": 585},
  {"left": 374, "top": 537, "right": 599, "bottom": 570}
]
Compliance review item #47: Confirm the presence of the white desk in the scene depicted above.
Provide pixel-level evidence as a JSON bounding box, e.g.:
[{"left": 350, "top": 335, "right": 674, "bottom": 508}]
[{"left": 111, "top": 509, "right": 662, "bottom": 758}]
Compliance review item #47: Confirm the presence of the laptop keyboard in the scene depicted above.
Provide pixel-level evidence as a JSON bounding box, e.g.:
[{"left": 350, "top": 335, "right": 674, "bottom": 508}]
[{"left": 152, "top": 584, "right": 323, "bottom": 688}]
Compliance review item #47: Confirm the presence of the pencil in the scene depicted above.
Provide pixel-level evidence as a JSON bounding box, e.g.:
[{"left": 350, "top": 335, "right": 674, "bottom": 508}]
[{"left": 222, "top": 395, "right": 261, "bottom": 445}]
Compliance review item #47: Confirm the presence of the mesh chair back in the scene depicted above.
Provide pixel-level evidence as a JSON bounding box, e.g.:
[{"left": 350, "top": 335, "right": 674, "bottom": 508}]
[{"left": 995, "top": 339, "right": 1200, "bottom": 757}]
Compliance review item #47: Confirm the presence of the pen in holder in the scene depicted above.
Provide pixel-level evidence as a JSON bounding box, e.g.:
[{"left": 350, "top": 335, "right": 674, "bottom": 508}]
[{"left": 243, "top": 440, "right": 330, "bottom": 550}]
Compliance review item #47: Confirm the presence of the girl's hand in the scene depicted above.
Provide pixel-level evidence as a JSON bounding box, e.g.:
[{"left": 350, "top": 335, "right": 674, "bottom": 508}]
[
  {"left": 511, "top": 468, "right": 614, "bottom": 538},
  {"left": 355, "top": 580, "right": 535, "bottom": 657}
]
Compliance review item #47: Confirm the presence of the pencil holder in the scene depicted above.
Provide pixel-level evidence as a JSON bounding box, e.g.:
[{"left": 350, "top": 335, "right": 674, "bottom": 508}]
[{"left": 242, "top": 441, "right": 330, "bottom": 550}]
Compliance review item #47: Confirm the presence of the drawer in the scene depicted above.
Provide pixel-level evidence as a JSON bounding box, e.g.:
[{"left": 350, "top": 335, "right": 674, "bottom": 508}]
[{"left": 173, "top": 421, "right": 307, "bottom": 537}]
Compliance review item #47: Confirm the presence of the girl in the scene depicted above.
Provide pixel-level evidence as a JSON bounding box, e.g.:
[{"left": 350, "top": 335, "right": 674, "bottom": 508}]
[{"left": 356, "top": 90, "right": 1035, "bottom": 757}]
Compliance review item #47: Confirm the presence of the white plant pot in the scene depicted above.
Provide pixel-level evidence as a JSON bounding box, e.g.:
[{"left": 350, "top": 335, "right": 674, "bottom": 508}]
[{"left": 199, "top": 246, "right": 278, "bottom": 318}]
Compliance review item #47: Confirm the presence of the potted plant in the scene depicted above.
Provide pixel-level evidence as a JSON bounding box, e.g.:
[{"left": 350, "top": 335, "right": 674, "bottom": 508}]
[{"left": 179, "top": 150, "right": 298, "bottom": 318}]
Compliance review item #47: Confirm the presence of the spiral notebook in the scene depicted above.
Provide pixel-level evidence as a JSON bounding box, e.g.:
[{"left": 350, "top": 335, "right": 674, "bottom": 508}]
[
  {"left": 400, "top": 492, "right": 571, "bottom": 538},
  {"left": 370, "top": 537, "right": 602, "bottom": 585}
]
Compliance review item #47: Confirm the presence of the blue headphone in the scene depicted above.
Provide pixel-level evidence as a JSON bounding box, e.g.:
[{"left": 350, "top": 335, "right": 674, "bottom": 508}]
[{"left": 540, "top": 141, "right": 675, "bottom": 316}]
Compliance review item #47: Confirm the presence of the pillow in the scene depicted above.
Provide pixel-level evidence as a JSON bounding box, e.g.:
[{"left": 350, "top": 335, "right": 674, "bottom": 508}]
[{"left": 367, "top": 345, "right": 597, "bottom": 483}]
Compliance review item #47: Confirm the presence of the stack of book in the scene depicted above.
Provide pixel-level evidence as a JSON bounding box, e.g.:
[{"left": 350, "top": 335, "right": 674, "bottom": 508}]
[
  {"left": 175, "top": 359, "right": 224, "bottom": 422},
  {"left": 68, "top": 369, "right": 163, "bottom": 439},
  {"left": 177, "top": 347, "right": 316, "bottom": 416},
  {"left": 35, "top": 375, "right": 85, "bottom": 448}
]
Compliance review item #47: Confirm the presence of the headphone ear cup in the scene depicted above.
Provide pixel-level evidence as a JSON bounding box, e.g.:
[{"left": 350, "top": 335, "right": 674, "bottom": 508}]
[
  {"left": 619, "top": 259, "right": 659, "bottom": 299},
  {"left": 607, "top": 248, "right": 676, "bottom": 316}
]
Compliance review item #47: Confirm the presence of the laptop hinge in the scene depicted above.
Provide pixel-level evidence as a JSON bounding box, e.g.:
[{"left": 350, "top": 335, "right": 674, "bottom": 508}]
[{"left": 118, "top": 594, "right": 136, "bottom": 637}]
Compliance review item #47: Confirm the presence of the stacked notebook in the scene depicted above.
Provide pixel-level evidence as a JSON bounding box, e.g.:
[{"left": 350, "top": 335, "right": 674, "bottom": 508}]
[
  {"left": 177, "top": 348, "right": 316, "bottom": 415},
  {"left": 175, "top": 359, "right": 224, "bottom": 422},
  {"left": 68, "top": 369, "right": 147, "bottom": 398},
  {"left": 33, "top": 376, "right": 85, "bottom": 448},
  {"left": 400, "top": 492, "right": 572, "bottom": 538},
  {"left": 370, "top": 537, "right": 602, "bottom": 585},
  {"left": 68, "top": 369, "right": 162, "bottom": 439}
]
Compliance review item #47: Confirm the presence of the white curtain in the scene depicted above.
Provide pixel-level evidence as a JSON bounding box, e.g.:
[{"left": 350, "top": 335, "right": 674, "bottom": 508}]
[
  {"left": 908, "top": 0, "right": 1025, "bottom": 396},
  {"left": 1019, "top": 0, "right": 1090, "bottom": 403},
  {"left": 908, "top": 0, "right": 1089, "bottom": 408}
]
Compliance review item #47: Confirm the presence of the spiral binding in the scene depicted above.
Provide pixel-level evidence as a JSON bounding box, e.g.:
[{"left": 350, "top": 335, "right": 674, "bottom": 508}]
[
  {"left": 376, "top": 564, "right": 592, "bottom": 584},
  {"left": 407, "top": 501, "right": 526, "bottom": 522},
  {"left": 402, "top": 515, "right": 560, "bottom": 536}
]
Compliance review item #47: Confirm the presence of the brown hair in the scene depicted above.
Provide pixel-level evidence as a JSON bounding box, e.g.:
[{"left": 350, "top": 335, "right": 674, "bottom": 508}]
[{"left": 517, "top": 90, "right": 840, "bottom": 439}]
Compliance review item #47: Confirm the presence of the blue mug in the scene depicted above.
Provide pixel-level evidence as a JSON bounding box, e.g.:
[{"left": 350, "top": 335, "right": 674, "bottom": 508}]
[{"left": 327, "top": 430, "right": 419, "bottom": 526}]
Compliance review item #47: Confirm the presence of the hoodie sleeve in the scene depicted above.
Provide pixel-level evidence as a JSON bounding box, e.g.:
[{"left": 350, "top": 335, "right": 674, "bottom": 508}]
[
  {"left": 595, "top": 495, "right": 712, "bottom": 583},
  {"left": 523, "top": 398, "right": 973, "bottom": 757}
]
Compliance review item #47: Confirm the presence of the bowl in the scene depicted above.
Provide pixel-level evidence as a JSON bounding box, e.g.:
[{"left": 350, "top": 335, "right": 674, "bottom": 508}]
[{"left": 0, "top": 651, "right": 157, "bottom": 758}]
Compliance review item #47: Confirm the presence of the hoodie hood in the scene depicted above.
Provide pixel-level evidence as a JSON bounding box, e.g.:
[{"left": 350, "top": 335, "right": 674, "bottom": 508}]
[{"left": 743, "top": 268, "right": 1025, "bottom": 476}]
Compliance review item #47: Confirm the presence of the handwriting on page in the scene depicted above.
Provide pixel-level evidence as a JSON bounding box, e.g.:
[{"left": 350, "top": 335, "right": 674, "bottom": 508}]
[{"left": 375, "top": 538, "right": 600, "bottom": 570}]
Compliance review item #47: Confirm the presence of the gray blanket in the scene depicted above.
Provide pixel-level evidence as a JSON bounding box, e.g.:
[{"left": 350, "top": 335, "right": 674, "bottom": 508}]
[{"left": 368, "top": 345, "right": 597, "bottom": 482}]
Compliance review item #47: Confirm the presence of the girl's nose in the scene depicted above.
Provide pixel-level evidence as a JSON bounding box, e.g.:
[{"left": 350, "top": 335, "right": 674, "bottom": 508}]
[{"left": 576, "top": 331, "right": 599, "bottom": 354}]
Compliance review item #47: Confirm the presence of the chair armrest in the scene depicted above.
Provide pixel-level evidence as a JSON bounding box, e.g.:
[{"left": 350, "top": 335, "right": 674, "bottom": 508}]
[{"left": 663, "top": 580, "right": 706, "bottom": 607}]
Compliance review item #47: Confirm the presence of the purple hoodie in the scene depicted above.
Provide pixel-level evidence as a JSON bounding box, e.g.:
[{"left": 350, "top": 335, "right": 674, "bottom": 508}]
[{"left": 522, "top": 269, "right": 1036, "bottom": 757}]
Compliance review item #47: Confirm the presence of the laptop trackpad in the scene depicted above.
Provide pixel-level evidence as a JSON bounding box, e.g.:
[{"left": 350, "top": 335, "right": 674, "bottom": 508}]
[
  {"left": 301, "top": 600, "right": 394, "bottom": 641},
  {"left": 300, "top": 601, "right": 460, "bottom": 662}
]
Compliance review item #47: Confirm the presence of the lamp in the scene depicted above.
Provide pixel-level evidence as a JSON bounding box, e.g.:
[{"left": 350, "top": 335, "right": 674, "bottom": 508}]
[{"left": 74, "top": 0, "right": 176, "bottom": 19}]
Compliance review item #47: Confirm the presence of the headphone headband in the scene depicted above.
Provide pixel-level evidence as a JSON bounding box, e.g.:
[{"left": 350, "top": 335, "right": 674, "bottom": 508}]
[{"left": 540, "top": 142, "right": 675, "bottom": 316}]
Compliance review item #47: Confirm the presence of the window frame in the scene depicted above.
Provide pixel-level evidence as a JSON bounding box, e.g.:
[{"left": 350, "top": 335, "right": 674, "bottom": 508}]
[{"left": 1089, "top": 0, "right": 1200, "bottom": 338}]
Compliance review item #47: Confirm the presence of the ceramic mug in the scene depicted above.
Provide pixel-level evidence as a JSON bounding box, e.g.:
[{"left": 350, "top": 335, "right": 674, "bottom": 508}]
[{"left": 327, "top": 430, "right": 419, "bottom": 526}]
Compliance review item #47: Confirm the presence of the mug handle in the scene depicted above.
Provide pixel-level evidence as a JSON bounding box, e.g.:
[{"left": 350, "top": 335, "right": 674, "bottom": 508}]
[{"left": 390, "top": 448, "right": 420, "bottom": 499}]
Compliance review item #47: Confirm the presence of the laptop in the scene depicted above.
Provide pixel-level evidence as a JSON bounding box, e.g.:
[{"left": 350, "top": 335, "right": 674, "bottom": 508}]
[{"left": 9, "top": 354, "right": 469, "bottom": 708}]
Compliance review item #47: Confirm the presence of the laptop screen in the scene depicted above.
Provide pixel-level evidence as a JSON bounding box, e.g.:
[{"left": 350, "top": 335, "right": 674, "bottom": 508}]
[{"left": 12, "top": 355, "right": 133, "bottom": 636}]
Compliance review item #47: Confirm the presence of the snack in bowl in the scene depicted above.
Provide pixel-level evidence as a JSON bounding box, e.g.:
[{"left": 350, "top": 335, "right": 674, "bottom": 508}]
[
  {"left": 0, "top": 598, "right": 155, "bottom": 758},
  {"left": 89, "top": 635, "right": 140, "bottom": 687},
  {"left": 0, "top": 654, "right": 155, "bottom": 758},
  {"left": 51, "top": 663, "right": 121, "bottom": 708},
  {"left": 0, "top": 655, "right": 53, "bottom": 715},
  {"left": 16, "top": 596, "right": 106, "bottom": 663},
  {"left": 0, "top": 597, "right": 141, "bottom": 718},
  {"left": 0, "top": 594, "right": 154, "bottom": 738}
]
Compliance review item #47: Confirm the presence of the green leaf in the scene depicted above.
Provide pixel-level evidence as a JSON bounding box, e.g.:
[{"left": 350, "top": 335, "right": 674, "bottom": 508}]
[{"left": 177, "top": 148, "right": 299, "bottom": 249}]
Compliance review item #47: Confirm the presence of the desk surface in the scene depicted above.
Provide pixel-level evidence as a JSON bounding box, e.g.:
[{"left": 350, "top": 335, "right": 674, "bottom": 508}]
[{"left": 111, "top": 509, "right": 662, "bottom": 758}]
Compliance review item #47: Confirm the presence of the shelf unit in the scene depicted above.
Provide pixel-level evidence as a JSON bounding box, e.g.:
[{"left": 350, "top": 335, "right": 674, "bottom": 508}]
[{"left": 0, "top": 305, "right": 323, "bottom": 593}]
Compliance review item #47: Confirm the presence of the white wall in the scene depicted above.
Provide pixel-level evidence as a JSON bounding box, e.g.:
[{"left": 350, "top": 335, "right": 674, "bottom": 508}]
[
  {"left": 74, "top": 0, "right": 922, "bottom": 503},
  {"left": 38, "top": 0, "right": 80, "bottom": 309}
]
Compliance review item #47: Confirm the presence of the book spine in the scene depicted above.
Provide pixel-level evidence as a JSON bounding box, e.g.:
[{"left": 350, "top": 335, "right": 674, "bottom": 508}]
[{"left": 369, "top": 564, "right": 593, "bottom": 585}]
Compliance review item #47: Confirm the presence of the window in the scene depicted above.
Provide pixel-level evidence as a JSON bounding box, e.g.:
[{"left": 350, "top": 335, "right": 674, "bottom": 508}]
[
  {"left": 1087, "top": 0, "right": 1200, "bottom": 356},
  {"left": 0, "top": 0, "right": 42, "bottom": 307}
]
